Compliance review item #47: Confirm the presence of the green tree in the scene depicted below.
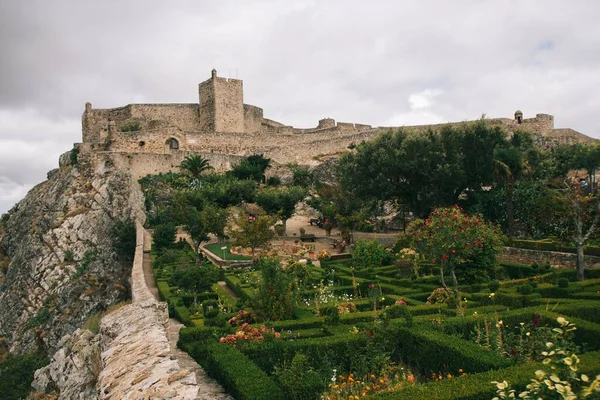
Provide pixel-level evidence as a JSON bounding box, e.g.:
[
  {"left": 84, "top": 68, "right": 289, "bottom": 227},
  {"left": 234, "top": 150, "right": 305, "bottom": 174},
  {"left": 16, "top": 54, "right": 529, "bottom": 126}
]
[
  {"left": 409, "top": 206, "right": 502, "bottom": 298},
  {"left": 180, "top": 154, "right": 213, "bottom": 180},
  {"left": 0, "top": 351, "right": 49, "bottom": 400},
  {"left": 289, "top": 164, "right": 313, "bottom": 188},
  {"left": 253, "top": 255, "right": 296, "bottom": 320},
  {"left": 351, "top": 239, "right": 390, "bottom": 270},
  {"left": 337, "top": 120, "right": 504, "bottom": 218},
  {"left": 552, "top": 178, "right": 600, "bottom": 281},
  {"left": 153, "top": 223, "right": 177, "bottom": 252},
  {"left": 110, "top": 218, "right": 136, "bottom": 262},
  {"left": 227, "top": 209, "right": 274, "bottom": 255},
  {"left": 184, "top": 207, "right": 210, "bottom": 259},
  {"left": 494, "top": 131, "right": 540, "bottom": 236},
  {"left": 231, "top": 154, "right": 271, "bottom": 182},
  {"left": 169, "top": 263, "right": 220, "bottom": 306},
  {"left": 255, "top": 186, "right": 307, "bottom": 234}
]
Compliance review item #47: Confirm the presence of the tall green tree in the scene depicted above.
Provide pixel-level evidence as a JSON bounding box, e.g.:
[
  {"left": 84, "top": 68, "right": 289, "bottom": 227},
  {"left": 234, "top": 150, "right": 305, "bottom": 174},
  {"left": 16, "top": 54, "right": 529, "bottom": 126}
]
[
  {"left": 255, "top": 186, "right": 307, "bottom": 234},
  {"left": 337, "top": 120, "right": 504, "bottom": 218},
  {"left": 169, "top": 263, "right": 220, "bottom": 306},
  {"left": 227, "top": 209, "right": 274, "bottom": 255},
  {"left": 232, "top": 154, "right": 271, "bottom": 182},
  {"left": 180, "top": 154, "right": 213, "bottom": 180},
  {"left": 551, "top": 178, "right": 600, "bottom": 281},
  {"left": 253, "top": 255, "right": 296, "bottom": 321},
  {"left": 493, "top": 131, "right": 540, "bottom": 236}
]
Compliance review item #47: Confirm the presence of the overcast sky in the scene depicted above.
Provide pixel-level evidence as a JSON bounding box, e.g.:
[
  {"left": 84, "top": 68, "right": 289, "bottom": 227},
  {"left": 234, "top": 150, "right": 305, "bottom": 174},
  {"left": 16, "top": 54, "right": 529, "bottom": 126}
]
[{"left": 1, "top": 0, "right": 599, "bottom": 214}]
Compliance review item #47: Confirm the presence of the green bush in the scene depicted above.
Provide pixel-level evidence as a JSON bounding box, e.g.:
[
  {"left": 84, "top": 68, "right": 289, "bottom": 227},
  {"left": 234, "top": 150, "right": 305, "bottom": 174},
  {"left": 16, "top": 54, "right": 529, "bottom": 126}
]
[
  {"left": 488, "top": 280, "right": 501, "bottom": 292},
  {"left": 494, "top": 291, "right": 541, "bottom": 308},
  {"left": 369, "top": 351, "right": 600, "bottom": 400},
  {"left": 516, "top": 283, "right": 534, "bottom": 295},
  {"left": 110, "top": 219, "right": 136, "bottom": 262},
  {"left": 196, "top": 342, "right": 284, "bottom": 400},
  {"left": 557, "top": 277, "right": 570, "bottom": 288},
  {"left": 393, "top": 326, "right": 512, "bottom": 375},
  {"left": 276, "top": 353, "right": 324, "bottom": 400},
  {"left": 351, "top": 240, "right": 391, "bottom": 270},
  {"left": 0, "top": 351, "right": 49, "bottom": 400}
]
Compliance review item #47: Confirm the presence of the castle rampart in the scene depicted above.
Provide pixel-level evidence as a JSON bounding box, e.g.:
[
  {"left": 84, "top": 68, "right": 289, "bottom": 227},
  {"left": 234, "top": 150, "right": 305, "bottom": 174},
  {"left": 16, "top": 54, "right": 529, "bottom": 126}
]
[{"left": 78, "top": 71, "right": 595, "bottom": 174}]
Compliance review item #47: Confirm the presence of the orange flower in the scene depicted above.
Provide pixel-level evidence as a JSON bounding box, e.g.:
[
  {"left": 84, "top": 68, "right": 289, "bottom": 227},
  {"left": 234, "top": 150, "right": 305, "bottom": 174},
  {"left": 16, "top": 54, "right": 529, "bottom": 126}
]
[{"left": 407, "top": 374, "right": 415, "bottom": 383}]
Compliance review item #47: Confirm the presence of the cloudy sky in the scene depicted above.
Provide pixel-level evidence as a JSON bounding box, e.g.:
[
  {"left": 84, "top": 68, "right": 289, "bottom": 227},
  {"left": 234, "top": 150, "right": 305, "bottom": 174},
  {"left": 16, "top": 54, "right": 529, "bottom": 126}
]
[{"left": 1, "top": 0, "right": 599, "bottom": 214}]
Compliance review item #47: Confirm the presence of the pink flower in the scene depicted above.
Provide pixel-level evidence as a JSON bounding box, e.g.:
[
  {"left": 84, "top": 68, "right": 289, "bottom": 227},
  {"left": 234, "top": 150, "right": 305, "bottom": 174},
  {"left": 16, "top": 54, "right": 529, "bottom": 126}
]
[{"left": 407, "top": 375, "right": 415, "bottom": 383}]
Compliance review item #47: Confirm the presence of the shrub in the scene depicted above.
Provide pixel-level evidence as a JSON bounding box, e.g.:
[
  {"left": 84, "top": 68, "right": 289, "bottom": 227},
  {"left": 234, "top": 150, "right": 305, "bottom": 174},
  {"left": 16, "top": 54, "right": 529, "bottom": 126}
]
[
  {"left": 557, "top": 277, "right": 569, "bottom": 288},
  {"left": 383, "top": 304, "right": 413, "bottom": 327},
  {"left": 488, "top": 280, "right": 501, "bottom": 292},
  {"left": 276, "top": 353, "right": 324, "bottom": 400},
  {"left": 426, "top": 288, "right": 451, "bottom": 305},
  {"left": 322, "top": 306, "right": 340, "bottom": 325},
  {"left": 0, "top": 351, "right": 49, "bottom": 400},
  {"left": 110, "top": 219, "right": 136, "bottom": 262},
  {"left": 200, "top": 342, "right": 284, "bottom": 400},
  {"left": 351, "top": 240, "right": 389, "bottom": 270},
  {"left": 516, "top": 284, "right": 534, "bottom": 295},
  {"left": 69, "top": 146, "right": 79, "bottom": 166},
  {"left": 266, "top": 176, "right": 281, "bottom": 186},
  {"left": 63, "top": 250, "right": 74, "bottom": 262}
]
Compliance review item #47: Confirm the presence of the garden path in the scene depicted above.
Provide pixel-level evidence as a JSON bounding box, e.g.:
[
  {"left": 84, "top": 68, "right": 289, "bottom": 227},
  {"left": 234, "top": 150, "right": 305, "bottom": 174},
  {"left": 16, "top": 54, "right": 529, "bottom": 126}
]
[
  {"left": 146, "top": 228, "right": 232, "bottom": 399},
  {"left": 218, "top": 281, "right": 238, "bottom": 299}
]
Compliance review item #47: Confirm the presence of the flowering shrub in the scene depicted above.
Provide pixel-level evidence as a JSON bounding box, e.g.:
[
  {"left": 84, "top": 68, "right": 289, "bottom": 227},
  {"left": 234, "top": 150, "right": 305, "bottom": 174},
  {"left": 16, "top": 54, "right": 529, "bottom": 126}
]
[
  {"left": 426, "top": 287, "right": 451, "bottom": 305},
  {"left": 322, "top": 369, "right": 416, "bottom": 399},
  {"left": 337, "top": 302, "right": 358, "bottom": 314},
  {"left": 492, "top": 317, "right": 600, "bottom": 399},
  {"left": 317, "top": 249, "right": 332, "bottom": 261},
  {"left": 228, "top": 310, "right": 254, "bottom": 327},
  {"left": 397, "top": 248, "right": 424, "bottom": 278},
  {"left": 219, "top": 323, "right": 281, "bottom": 345},
  {"left": 409, "top": 205, "right": 502, "bottom": 296}
]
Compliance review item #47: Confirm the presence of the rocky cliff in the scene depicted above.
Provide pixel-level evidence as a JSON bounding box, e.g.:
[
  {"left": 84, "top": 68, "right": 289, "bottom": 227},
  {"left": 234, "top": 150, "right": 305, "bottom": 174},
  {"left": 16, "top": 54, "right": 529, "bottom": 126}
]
[{"left": 0, "top": 150, "right": 144, "bottom": 358}]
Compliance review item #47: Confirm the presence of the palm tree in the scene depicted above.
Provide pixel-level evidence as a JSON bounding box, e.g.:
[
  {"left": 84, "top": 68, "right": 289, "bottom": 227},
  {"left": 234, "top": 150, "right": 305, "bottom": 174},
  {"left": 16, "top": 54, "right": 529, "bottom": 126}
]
[{"left": 180, "top": 155, "right": 213, "bottom": 180}]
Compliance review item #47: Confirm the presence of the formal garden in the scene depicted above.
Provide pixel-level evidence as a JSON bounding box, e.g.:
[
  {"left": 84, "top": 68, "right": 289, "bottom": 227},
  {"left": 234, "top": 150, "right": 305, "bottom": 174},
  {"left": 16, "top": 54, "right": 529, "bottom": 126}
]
[{"left": 140, "top": 124, "right": 600, "bottom": 399}]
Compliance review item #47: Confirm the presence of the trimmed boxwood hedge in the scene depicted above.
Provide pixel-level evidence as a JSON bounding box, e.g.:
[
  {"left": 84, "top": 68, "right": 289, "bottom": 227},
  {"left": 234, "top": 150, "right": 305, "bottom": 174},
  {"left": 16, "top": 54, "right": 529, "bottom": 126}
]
[
  {"left": 393, "top": 326, "right": 512, "bottom": 374},
  {"left": 369, "top": 350, "right": 600, "bottom": 400},
  {"left": 188, "top": 342, "right": 285, "bottom": 400}
]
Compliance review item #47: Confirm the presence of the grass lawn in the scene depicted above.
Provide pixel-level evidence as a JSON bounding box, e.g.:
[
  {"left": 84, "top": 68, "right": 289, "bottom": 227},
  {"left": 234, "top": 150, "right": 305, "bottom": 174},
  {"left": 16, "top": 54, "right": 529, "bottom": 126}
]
[{"left": 204, "top": 242, "right": 253, "bottom": 261}]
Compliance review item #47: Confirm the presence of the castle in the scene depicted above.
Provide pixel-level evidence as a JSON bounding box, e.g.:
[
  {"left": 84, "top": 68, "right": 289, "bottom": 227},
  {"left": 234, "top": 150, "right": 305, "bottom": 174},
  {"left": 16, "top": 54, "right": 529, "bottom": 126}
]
[{"left": 77, "top": 70, "right": 595, "bottom": 178}]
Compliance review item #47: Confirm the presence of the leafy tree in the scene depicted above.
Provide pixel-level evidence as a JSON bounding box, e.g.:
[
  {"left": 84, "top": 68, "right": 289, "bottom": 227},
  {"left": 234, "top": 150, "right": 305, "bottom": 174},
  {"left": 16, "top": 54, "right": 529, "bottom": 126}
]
[
  {"left": 169, "top": 263, "right": 220, "bottom": 306},
  {"left": 227, "top": 209, "right": 274, "bottom": 255},
  {"left": 153, "top": 223, "right": 177, "bottom": 252},
  {"left": 494, "top": 131, "right": 540, "bottom": 236},
  {"left": 231, "top": 154, "right": 271, "bottom": 182},
  {"left": 110, "top": 218, "right": 136, "bottom": 262},
  {"left": 200, "top": 204, "right": 228, "bottom": 242},
  {"left": 255, "top": 186, "right": 307, "bottom": 234},
  {"left": 276, "top": 353, "right": 323, "bottom": 400},
  {"left": 180, "top": 154, "right": 213, "bottom": 180},
  {"left": 337, "top": 120, "right": 504, "bottom": 218},
  {"left": 184, "top": 207, "right": 210, "bottom": 259},
  {"left": 253, "top": 255, "right": 296, "bottom": 321},
  {"left": 551, "top": 178, "right": 600, "bottom": 280},
  {"left": 193, "top": 174, "right": 257, "bottom": 208},
  {"left": 351, "top": 239, "right": 391, "bottom": 270},
  {"left": 409, "top": 206, "right": 502, "bottom": 298},
  {"left": 289, "top": 164, "right": 313, "bottom": 188}
]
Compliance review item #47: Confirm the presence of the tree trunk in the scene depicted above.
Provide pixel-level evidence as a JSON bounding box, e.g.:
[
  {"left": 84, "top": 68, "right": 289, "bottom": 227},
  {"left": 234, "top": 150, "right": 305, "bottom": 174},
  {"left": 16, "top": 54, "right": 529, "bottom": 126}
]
[
  {"left": 193, "top": 292, "right": 198, "bottom": 307},
  {"left": 450, "top": 267, "right": 459, "bottom": 299},
  {"left": 576, "top": 240, "right": 585, "bottom": 281},
  {"left": 440, "top": 264, "right": 448, "bottom": 291}
]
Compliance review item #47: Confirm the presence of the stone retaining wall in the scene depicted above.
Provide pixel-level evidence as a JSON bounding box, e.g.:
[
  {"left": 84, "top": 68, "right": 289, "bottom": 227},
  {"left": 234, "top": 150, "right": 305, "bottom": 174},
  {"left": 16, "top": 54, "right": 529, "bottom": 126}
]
[
  {"left": 97, "top": 221, "right": 199, "bottom": 399},
  {"left": 499, "top": 246, "right": 600, "bottom": 268}
]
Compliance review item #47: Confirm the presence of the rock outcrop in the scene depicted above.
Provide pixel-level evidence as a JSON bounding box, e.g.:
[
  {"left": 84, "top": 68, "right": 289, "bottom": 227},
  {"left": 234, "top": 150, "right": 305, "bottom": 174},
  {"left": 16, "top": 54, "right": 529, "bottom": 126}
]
[{"left": 0, "top": 152, "right": 144, "bottom": 357}]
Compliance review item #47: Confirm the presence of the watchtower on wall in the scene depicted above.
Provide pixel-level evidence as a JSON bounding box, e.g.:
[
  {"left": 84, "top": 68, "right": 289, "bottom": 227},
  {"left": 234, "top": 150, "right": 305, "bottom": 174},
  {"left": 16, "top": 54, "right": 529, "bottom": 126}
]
[{"left": 198, "top": 69, "right": 244, "bottom": 132}]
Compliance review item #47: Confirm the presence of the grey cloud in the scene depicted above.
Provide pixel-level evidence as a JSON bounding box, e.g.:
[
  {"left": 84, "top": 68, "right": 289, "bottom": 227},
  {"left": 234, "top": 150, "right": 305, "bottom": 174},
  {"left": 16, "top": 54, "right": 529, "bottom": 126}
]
[{"left": 1, "top": 0, "right": 599, "bottom": 214}]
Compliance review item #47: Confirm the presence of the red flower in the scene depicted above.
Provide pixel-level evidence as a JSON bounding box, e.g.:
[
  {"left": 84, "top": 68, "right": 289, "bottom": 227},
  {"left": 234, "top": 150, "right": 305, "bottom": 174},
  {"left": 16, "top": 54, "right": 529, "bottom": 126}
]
[{"left": 432, "top": 258, "right": 437, "bottom": 264}]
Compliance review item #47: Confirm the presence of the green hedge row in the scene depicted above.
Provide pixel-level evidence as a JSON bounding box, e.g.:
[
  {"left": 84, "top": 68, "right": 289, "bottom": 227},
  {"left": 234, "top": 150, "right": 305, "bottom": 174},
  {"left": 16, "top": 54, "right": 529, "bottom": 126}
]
[
  {"left": 370, "top": 350, "right": 600, "bottom": 400},
  {"left": 393, "top": 326, "right": 512, "bottom": 374},
  {"left": 187, "top": 341, "right": 284, "bottom": 400},
  {"left": 223, "top": 274, "right": 254, "bottom": 300}
]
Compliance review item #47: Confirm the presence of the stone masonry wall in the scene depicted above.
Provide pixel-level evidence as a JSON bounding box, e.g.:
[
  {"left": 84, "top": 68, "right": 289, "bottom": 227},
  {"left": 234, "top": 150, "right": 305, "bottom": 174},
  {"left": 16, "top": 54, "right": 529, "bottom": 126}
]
[
  {"left": 97, "top": 221, "right": 199, "bottom": 399},
  {"left": 499, "top": 246, "right": 600, "bottom": 268},
  {"left": 213, "top": 77, "right": 244, "bottom": 133}
]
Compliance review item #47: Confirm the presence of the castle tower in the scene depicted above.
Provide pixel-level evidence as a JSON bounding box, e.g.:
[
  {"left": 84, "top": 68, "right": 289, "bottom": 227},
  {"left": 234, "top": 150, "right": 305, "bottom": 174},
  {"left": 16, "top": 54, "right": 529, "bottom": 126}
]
[{"left": 198, "top": 69, "right": 245, "bottom": 132}]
